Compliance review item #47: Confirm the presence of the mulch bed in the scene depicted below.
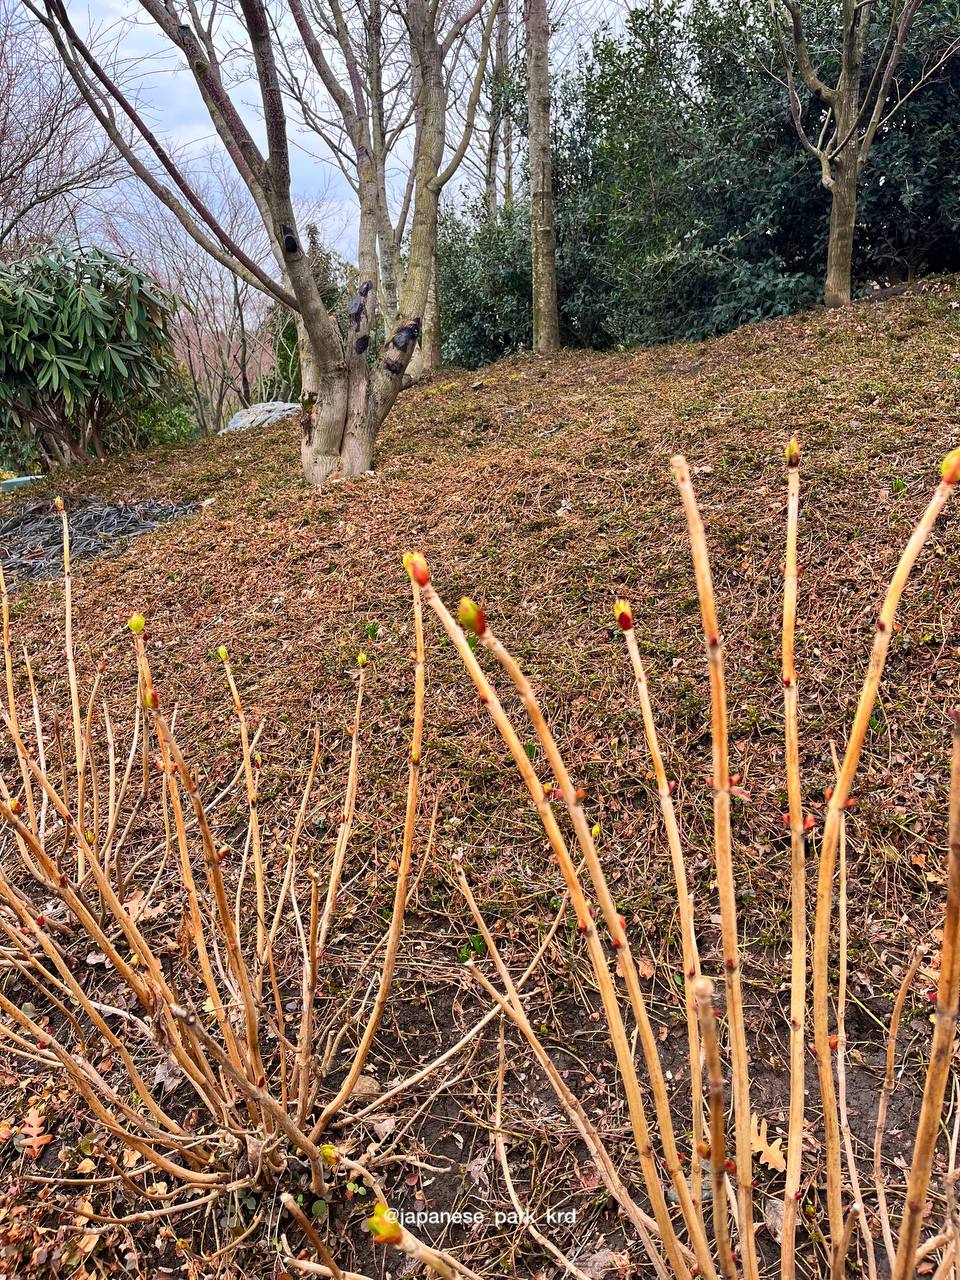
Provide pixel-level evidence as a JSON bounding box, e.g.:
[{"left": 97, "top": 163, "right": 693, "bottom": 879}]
[{"left": 0, "top": 497, "right": 198, "bottom": 587}]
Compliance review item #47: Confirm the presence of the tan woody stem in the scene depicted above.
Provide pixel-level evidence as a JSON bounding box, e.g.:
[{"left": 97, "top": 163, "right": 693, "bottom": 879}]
[
  {"left": 220, "top": 655, "right": 268, "bottom": 984},
  {"left": 694, "top": 978, "right": 737, "bottom": 1280},
  {"left": 812, "top": 467, "right": 958, "bottom": 1254},
  {"left": 892, "top": 712, "right": 960, "bottom": 1279},
  {"left": 619, "top": 610, "right": 705, "bottom": 1214},
  {"left": 317, "top": 674, "right": 365, "bottom": 955},
  {"left": 455, "top": 863, "right": 674, "bottom": 1279},
  {"left": 0, "top": 562, "right": 38, "bottom": 837},
  {"left": 479, "top": 612, "right": 715, "bottom": 1276},
  {"left": 280, "top": 1192, "right": 343, "bottom": 1279},
  {"left": 874, "top": 949, "right": 923, "bottom": 1270},
  {"left": 408, "top": 557, "right": 694, "bottom": 1279},
  {"left": 311, "top": 576, "right": 425, "bottom": 1137},
  {"left": 56, "top": 500, "right": 85, "bottom": 875},
  {"left": 672, "top": 455, "right": 758, "bottom": 1280},
  {"left": 780, "top": 441, "right": 806, "bottom": 1279}
]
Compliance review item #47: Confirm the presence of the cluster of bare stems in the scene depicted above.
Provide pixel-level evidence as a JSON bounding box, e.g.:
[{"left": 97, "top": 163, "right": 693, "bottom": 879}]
[
  {"left": 0, "top": 500, "right": 482, "bottom": 1280},
  {"left": 2, "top": 445, "right": 960, "bottom": 1280},
  {"left": 400, "top": 441, "right": 960, "bottom": 1280}
]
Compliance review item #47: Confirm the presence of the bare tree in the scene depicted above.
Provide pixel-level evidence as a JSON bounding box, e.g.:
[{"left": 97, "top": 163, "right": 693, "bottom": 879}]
[
  {"left": 772, "top": 0, "right": 960, "bottom": 307},
  {"left": 26, "top": 0, "right": 499, "bottom": 484},
  {"left": 525, "top": 0, "right": 559, "bottom": 352},
  {"left": 0, "top": 0, "right": 119, "bottom": 255},
  {"left": 108, "top": 164, "right": 346, "bottom": 435}
]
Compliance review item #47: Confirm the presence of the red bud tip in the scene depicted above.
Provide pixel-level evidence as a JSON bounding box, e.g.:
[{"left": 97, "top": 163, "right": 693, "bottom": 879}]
[
  {"left": 613, "top": 599, "right": 633, "bottom": 631},
  {"left": 457, "top": 597, "right": 486, "bottom": 635},
  {"left": 9, "top": 799, "right": 22, "bottom": 815},
  {"left": 402, "top": 551, "right": 430, "bottom": 587},
  {"left": 730, "top": 773, "right": 741, "bottom": 785},
  {"left": 145, "top": 687, "right": 159, "bottom": 710},
  {"left": 724, "top": 1158, "right": 737, "bottom": 1174},
  {"left": 35, "top": 915, "right": 45, "bottom": 927},
  {"left": 824, "top": 786, "right": 833, "bottom": 801},
  {"left": 668, "top": 779, "right": 676, "bottom": 792},
  {"left": 577, "top": 919, "right": 589, "bottom": 934},
  {"left": 876, "top": 617, "right": 887, "bottom": 632},
  {"left": 829, "top": 1034, "right": 839, "bottom": 1050},
  {"left": 575, "top": 786, "right": 586, "bottom": 801},
  {"left": 940, "top": 446, "right": 960, "bottom": 485},
  {"left": 725, "top": 957, "right": 736, "bottom": 971},
  {"left": 781, "top": 812, "right": 791, "bottom": 827},
  {"left": 803, "top": 814, "right": 815, "bottom": 831},
  {"left": 845, "top": 797, "right": 856, "bottom": 809},
  {"left": 257, "top": 1075, "right": 265, "bottom": 1088},
  {"left": 927, "top": 989, "right": 939, "bottom": 1002},
  {"left": 706, "top": 776, "right": 714, "bottom": 788}
]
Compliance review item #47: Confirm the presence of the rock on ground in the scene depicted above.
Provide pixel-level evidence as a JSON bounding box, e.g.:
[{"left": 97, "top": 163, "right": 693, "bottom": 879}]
[{"left": 219, "top": 402, "right": 299, "bottom": 436}]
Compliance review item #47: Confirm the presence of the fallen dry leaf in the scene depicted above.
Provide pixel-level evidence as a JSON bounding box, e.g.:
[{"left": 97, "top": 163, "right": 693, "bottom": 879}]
[
  {"left": 18, "top": 1106, "right": 52, "bottom": 1161},
  {"left": 750, "top": 1113, "right": 786, "bottom": 1173}
]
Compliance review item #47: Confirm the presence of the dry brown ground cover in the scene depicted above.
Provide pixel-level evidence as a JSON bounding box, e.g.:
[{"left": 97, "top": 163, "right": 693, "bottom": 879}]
[{"left": 1, "top": 280, "right": 960, "bottom": 1278}]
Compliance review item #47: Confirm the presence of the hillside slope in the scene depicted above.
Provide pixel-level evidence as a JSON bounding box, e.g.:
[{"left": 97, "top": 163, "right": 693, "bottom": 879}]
[{"left": 2, "top": 280, "right": 960, "bottom": 1276}]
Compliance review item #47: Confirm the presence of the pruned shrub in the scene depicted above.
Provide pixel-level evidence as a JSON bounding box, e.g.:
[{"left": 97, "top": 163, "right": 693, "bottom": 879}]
[{"left": 2, "top": 447, "right": 960, "bottom": 1277}]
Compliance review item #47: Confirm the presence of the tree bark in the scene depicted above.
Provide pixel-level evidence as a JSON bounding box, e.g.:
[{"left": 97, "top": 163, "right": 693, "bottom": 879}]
[
  {"left": 421, "top": 260, "right": 441, "bottom": 373},
  {"left": 525, "top": 0, "right": 559, "bottom": 353},
  {"left": 824, "top": 152, "right": 857, "bottom": 307}
]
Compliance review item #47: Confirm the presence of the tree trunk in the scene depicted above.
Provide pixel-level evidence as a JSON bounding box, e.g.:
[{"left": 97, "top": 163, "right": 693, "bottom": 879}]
[
  {"left": 823, "top": 58, "right": 861, "bottom": 312},
  {"left": 824, "top": 157, "right": 857, "bottom": 307},
  {"left": 525, "top": 0, "right": 559, "bottom": 354},
  {"left": 299, "top": 327, "right": 350, "bottom": 484},
  {"left": 421, "top": 260, "right": 440, "bottom": 373}
]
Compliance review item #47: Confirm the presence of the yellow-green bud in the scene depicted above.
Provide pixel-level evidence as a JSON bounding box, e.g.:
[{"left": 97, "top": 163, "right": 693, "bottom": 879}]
[
  {"left": 128, "top": 613, "right": 146, "bottom": 635},
  {"left": 784, "top": 436, "right": 800, "bottom": 467},
  {"left": 457, "top": 597, "right": 486, "bottom": 635},
  {"left": 366, "top": 1201, "right": 402, "bottom": 1245},
  {"left": 402, "top": 551, "right": 430, "bottom": 587},
  {"left": 941, "top": 446, "right": 960, "bottom": 485},
  {"left": 357, "top": 651, "right": 368, "bottom": 668},
  {"left": 217, "top": 645, "right": 229, "bottom": 662}
]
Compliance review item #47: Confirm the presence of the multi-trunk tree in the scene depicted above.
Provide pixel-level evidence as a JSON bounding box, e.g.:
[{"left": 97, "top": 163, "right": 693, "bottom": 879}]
[
  {"left": 773, "top": 0, "right": 960, "bottom": 307},
  {"left": 26, "top": 0, "right": 498, "bottom": 485}
]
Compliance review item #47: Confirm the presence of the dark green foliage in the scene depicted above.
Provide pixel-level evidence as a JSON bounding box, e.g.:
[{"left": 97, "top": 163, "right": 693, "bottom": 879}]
[
  {"left": 129, "top": 370, "right": 200, "bottom": 450},
  {"left": 0, "top": 247, "right": 181, "bottom": 469},
  {"left": 436, "top": 0, "right": 960, "bottom": 367},
  {"left": 436, "top": 202, "right": 532, "bottom": 367}
]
